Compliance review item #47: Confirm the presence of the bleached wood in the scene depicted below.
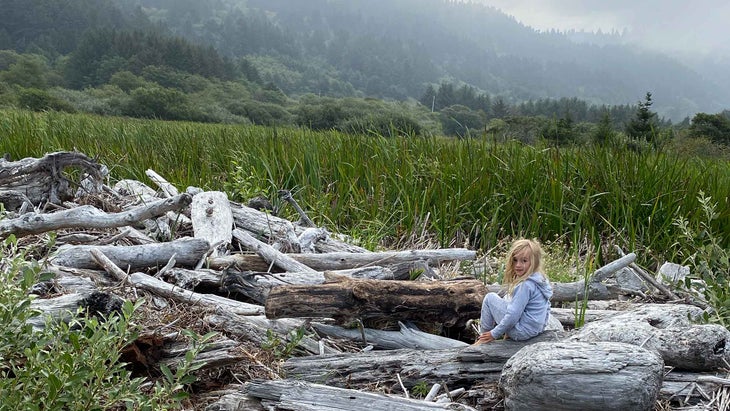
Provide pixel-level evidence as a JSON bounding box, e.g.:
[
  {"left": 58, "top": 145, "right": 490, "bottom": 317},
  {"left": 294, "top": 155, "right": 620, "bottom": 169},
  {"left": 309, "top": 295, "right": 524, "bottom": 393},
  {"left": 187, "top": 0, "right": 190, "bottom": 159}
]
[
  {"left": 129, "top": 272, "right": 263, "bottom": 316},
  {"left": 500, "top": 341, "right": 663, "bottom": 411},
  {"left": 219, "top": 266, "right": 398, "bottom": 303},
  {"left": 232, "top": 228, "right": 317, "bottom": 273},
  {"left": 191, "top": 191, "right": 233, "bottom": 257},
  {"left": 145, "top": 169, "right": 179, "bottom": 197},
  {"left": 229, "top": 201, "right": 368, "bottom": 253},
  {"left": 0, "top": 151, "right": 103, "bottom": 205},
  {"left": 549, "top": 307, "right": 621, "bottom": 327},
  {"left": 282, "top": 331, "right": 567, "bottom": 387},
  {"left": 52, "top": 237, "right": 209, "bottom": 271},
  {"left": 205, "top": 313, "right": 340, "bottom": 356},
  {"left": 244, "top": 379, "right": 478, "bottom": 411},
  {"left": 311, "top": 321, "right": 470, "bottom": 350},
  {"left": 209, "top": 248, "right": 476, "bottom": 271},
  {"left": 570, "top": 304, "right": 730, "bottom": 371},
  {"left": 159, "top": 337, "right": 246, "bottom": 372},
  {"left": 202, "top": 386, "right": 264, "bottom": 411},
  {"left": 0, "top": 193, "right": 192, "bottom": 239}
]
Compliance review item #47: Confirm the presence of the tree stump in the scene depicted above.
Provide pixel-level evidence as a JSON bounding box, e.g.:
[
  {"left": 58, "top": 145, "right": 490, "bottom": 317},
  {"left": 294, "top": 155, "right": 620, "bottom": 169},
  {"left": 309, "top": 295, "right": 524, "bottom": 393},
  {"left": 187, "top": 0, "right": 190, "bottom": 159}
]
[{"left": 500, "top": 341, "right": 663, "bottom": 411}]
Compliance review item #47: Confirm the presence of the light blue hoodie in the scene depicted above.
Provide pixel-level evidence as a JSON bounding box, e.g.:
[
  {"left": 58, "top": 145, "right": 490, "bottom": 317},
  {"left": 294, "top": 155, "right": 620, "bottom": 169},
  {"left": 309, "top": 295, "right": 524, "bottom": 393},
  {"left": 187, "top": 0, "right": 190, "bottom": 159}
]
[{"left": 490, "top": 272, "right": 553, "bottom": 340}]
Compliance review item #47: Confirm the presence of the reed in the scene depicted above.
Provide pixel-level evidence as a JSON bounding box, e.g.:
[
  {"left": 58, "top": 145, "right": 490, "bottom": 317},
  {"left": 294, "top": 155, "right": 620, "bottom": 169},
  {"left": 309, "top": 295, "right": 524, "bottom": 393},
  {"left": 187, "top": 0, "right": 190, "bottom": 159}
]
[{"left": 1, "top": 109, "right": 727, "bottom": 267}]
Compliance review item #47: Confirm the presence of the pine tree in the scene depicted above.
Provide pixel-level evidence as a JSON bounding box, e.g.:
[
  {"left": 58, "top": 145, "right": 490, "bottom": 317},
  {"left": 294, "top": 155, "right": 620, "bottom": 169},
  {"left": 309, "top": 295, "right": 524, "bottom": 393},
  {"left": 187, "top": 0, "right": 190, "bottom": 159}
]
[{"left": 625, "top": 92, "right": 658, "bottom": 142}]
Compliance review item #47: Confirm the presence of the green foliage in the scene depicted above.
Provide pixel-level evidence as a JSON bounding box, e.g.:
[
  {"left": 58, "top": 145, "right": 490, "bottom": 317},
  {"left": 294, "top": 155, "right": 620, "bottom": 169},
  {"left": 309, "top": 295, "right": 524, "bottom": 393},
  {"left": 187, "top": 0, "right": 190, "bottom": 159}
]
[
  {"left": 411, "top": 381, "right": 431, "bottom": 398},
  {"left": 0, "top": 234, "right": 216, "bottom": 410},
  {"left": 440, "top": 104, "right": 486, "bottom": 137},
  {"left": 1, "top": 109, "right": 728, "bottom": 268},
  {"left": 673, "top": 194, "right": 730, "bottom": 327},
  {"left": 592, "top": 112, "right": 616, "bottom": 145},
  {"left": 261, "top": 328, "right": 306, "bottom": 360},
  {"left": 689, "top": 112, "right": 730, "bottom": 146},
  {"left": 625, "top": 92, "right": 659, "bottom": 145},
  {"left": 541, "top": 113, "right": 576, "bottom": 146},
  {"left": 17, "top": 87, "right": 76, "bottom": 113}
]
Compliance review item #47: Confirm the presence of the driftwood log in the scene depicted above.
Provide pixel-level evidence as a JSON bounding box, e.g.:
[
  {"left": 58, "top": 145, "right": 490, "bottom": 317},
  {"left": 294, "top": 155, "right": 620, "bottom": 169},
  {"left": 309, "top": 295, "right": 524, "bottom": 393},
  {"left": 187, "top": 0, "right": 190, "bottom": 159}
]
[
  {"left": 311, "top": 321, "right": 470, "bottom": 350},
  {"left": 0, "top": 193, "right": 192, "bottom": 240},
  {"left": 571, "top": 304, "right": 730, "bottom": 371},
  {"left": 0, "top": 151, "right": 103, "bottom": 207},
  {"left": 266, "top": 277, "right": 484, "bottom": 327},
  {"left": 52, "top": 237, "right": 210, "bottom": 271},
  {"left": 244, "top": 379, "right": 477, "bottom": 411},
  {"left": 500, "top": 341, "right": 664, "bottom": 411},
  {"left": 283, "top": 331, "right": 566, "bottom": 388},
  {"left": 208, "top": 248, "right": 476, "bottom": 272}
]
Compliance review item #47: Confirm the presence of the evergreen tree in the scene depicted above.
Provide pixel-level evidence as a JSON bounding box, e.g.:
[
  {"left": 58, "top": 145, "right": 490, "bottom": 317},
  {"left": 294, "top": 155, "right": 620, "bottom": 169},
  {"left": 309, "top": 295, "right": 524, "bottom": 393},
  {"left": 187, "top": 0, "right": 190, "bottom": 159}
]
[
  {"left": 625, "top": 92, "right": 658, "bottom": 143},
  {"left": 592, "top": 112, "right": 616, "bottom": 145}
]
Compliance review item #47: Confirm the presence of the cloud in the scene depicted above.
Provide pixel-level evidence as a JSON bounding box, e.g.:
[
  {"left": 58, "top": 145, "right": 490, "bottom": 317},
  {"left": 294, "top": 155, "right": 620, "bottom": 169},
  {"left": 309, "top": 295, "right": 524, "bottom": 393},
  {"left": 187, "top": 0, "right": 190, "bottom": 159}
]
[{"left": 476, "top": 0, "right": 730, "bottom": 55}]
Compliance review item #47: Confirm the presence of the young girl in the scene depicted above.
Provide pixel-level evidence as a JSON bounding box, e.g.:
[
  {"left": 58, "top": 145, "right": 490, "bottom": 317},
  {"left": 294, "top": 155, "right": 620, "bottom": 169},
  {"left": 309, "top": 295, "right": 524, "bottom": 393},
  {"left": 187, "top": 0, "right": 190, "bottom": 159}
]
[{"left": 475, "top": 238, "right": 552, "bottom": 344}]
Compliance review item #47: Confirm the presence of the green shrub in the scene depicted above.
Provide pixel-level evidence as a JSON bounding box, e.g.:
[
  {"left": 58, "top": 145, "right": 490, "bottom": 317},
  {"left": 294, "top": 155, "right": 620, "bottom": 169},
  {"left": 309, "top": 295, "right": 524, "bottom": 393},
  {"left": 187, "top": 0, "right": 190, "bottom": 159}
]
[
  {"left": 0, "top": 235, "right": 212, "bottom": 410},
  {"left": 17, "top": 88, "right": 76, "bottom": 113}
]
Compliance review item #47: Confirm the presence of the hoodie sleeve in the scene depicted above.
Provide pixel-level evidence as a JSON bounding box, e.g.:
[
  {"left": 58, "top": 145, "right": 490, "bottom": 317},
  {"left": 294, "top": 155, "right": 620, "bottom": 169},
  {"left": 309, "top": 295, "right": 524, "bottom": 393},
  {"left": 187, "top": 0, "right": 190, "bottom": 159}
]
[{"left": 489, "top": 281, "right": 533, "bottom": 339}]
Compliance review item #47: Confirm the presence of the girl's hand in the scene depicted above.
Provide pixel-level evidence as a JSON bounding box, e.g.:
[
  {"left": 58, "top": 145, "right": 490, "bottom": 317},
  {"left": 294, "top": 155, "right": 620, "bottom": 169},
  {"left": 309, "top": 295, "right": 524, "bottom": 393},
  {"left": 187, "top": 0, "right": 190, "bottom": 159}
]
[{"left": 475, "top": 331, "right": 495, "bottom": 345}]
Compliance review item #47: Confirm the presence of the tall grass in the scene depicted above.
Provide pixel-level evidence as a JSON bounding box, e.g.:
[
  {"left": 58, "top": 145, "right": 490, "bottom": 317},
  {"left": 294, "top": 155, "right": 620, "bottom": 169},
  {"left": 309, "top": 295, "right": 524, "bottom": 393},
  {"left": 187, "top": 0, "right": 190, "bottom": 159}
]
[{"left": 1, "top": 109, "right": 727, "bottom": 267}]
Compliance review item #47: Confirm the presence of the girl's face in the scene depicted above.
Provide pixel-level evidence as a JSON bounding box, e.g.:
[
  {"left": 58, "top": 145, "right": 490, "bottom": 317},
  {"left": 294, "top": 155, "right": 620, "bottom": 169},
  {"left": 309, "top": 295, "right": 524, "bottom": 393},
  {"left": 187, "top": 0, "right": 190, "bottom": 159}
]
[{"left": 512, "top": 249, "right": 532, "bottom": 277}]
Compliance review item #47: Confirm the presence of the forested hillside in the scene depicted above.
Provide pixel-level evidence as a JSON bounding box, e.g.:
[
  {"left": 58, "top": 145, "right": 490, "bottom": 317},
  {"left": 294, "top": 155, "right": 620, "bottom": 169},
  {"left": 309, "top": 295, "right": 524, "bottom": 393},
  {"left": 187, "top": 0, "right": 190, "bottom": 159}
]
[
  {"left": 115, "top": 0, "right": 728, "bottom": 121},
  {"left": 2, "top": 0, "right": 730, "bottom": 143}
]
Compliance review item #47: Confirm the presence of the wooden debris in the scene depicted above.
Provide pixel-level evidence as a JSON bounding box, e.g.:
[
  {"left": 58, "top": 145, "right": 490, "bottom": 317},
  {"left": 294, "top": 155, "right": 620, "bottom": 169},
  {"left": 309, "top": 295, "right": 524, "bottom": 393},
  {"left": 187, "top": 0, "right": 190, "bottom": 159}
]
[{"left": 500, "top": 341, "right": 664, "bottom": 411}]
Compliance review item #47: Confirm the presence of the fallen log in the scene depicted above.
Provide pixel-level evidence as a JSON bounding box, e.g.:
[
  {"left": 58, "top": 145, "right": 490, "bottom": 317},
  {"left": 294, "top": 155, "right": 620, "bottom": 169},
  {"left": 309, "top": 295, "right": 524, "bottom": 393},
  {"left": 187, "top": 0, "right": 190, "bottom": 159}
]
[
  {"left": 129, "top": 272, "right": 264, "bottom": 316},
  {"left": 282, "top": 331, "right": 566, "bottom": 388},
  {"left": 159, "top": 336, "right": 246, "bottom": 372},
  {"left": 265, "top": 278, "right": 484, "bottom": 327},
  {"left": 311, "top": 321, "right": 470, "bottom": 350},
  {"left": 0, "top": 193, "right": 192, "bottom": 240},
  {"left": 201, "top": 386, "right": 264, "bottom": 411},
  {"left": 500, "top": 341, "right": 664, "bottom": 411},
  {"left": 570, "top": 304, "right": 730, "bottom": 371},
  {"left": 205, "top": 313, "right": 341, "bottom": 356},
  {"left": 229, "top": 202, "right": 368, "bottom": 254},
  {"left": 244, "top": 379, "right": 478, "bottom": 411},
  {"left": 232, "top": 228, "right": 317, "bottom": 273},
  {"left": 209, "top": 248, "right": 476, "bottom": 273},
  {"left": 51, "top": 237, "right": 210, "bottom": 271},
  {"left": 219, "top": 266, "right": 398, "bottom": 303},
  {"left": 0, "top": 151, "right": 103, "bottom": 206},
  {"left": 549, "top": 307, "right": 621, "bottom": 327}
]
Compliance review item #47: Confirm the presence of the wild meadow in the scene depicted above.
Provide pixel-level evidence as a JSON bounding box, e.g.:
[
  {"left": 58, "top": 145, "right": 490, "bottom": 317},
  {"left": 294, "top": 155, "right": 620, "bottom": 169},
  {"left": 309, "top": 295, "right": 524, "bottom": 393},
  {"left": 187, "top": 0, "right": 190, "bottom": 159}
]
[{"left": 1, "top": 109, "right": 728, "bottom": 273}]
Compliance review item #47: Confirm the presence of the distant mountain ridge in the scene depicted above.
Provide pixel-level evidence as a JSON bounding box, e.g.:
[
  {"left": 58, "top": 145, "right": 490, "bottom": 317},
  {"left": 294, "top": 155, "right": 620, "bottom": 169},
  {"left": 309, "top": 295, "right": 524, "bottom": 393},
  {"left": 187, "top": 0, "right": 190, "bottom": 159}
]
[{"left": 3, "top": 0, "right": 728, "bottom": 120}]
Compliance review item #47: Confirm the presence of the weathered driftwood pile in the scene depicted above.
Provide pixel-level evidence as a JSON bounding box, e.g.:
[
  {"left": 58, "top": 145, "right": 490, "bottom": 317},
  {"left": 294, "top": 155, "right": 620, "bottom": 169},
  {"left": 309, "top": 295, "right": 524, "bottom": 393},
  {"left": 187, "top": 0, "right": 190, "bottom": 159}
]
[{"left": 2, "top": 151, "right": 729, "bottom": 411}]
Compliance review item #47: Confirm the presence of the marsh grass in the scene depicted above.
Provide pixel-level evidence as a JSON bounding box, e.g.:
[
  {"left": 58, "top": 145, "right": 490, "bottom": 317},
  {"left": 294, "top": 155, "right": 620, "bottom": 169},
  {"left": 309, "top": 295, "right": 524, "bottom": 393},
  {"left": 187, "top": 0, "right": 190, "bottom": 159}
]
[{"left": 1, "top": 109, "right": 728, "bottom": 269}]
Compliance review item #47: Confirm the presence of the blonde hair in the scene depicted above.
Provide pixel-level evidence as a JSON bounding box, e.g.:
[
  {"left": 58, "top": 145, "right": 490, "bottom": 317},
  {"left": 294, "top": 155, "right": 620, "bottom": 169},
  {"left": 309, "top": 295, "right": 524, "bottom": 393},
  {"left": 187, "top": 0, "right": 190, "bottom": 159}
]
[{"left": 503, "top": 238, "right": 546, "bottom": 295}]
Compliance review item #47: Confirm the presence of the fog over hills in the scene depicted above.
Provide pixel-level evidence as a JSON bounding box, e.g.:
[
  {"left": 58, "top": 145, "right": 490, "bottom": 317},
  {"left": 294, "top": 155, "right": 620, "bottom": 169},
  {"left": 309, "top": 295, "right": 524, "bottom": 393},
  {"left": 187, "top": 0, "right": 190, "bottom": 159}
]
[{"left": 124, "top": 0, "right": 726, "bottom": 121}]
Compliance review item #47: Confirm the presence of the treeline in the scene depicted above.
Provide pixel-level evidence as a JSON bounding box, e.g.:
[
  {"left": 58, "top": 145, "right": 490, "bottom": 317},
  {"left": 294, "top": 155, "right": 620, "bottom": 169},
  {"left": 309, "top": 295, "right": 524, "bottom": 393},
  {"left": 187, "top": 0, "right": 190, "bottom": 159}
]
[{"left": 1, "top": 0, "right": 729, "bottom": 149}]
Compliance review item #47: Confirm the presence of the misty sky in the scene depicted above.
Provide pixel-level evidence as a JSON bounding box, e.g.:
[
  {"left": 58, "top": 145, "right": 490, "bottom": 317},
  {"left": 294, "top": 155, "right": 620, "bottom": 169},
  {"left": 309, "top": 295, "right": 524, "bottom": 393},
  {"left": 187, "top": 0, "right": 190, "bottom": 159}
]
[{"left": 476, "top": 0, "right": 730, "bottom": 57}]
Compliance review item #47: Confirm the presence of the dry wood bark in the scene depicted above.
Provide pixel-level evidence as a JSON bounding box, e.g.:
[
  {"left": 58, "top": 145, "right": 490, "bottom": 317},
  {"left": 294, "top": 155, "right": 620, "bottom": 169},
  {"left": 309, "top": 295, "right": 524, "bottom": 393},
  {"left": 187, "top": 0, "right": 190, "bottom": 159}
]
[
  {"left": 217, "top": 266, "right": 398, "bottom": 303},
  {"left": 283, "top": 331, "right": 566, "bottom": 388},
  {"left": 129, "top": 272, "right": 264, "bottom": 316},
  {"left": 570, "top": 304, "right": 730, "bottom": 371},
  {"left": 205, "top": 313, "right": 341, "bottom": 356},
  {"left": 0, "top": 151, "right": 103, "bottom": 206},
  {"left": 311, "top": 321, "right": 470, "bottom": 350},
  {"left": 202, "top": 386, "right": 264, "bottom": 411},
  {"left": 0, "top": 193, "right": 192, "bottom": 240},
  {"left": 52, "top": 237, "right": 210, "bottom": 270},
  {"left": 159, "top": 337, "right": 246, "bottom": 372},
  {"left": 209, "top": 248, "right": 476, "bottom": 272},
  {"left": 191, "top": 191, "right": 233, "bottom": 257},
  {"left": 232, "top": 228, "right": 317, "bottom": 273},
  {"left": 244, "top": 379, "right": 477, "bottom": 411},
  {"left": 229, "top": 201, "right": 367, "bottom": 254},
  {"left": 500, "top": 341, "right": 664, "bottom": 411},
  {"left": 266, "top": 277, "right": 485, "bottom": 327}
]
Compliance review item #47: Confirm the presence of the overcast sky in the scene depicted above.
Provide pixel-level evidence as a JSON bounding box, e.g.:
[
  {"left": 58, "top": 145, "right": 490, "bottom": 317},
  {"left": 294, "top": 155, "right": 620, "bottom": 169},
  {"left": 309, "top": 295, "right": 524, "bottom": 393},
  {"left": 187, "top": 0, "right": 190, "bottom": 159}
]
[{"left": 475, "top": 0, "right": 730, "bottom": 57}]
